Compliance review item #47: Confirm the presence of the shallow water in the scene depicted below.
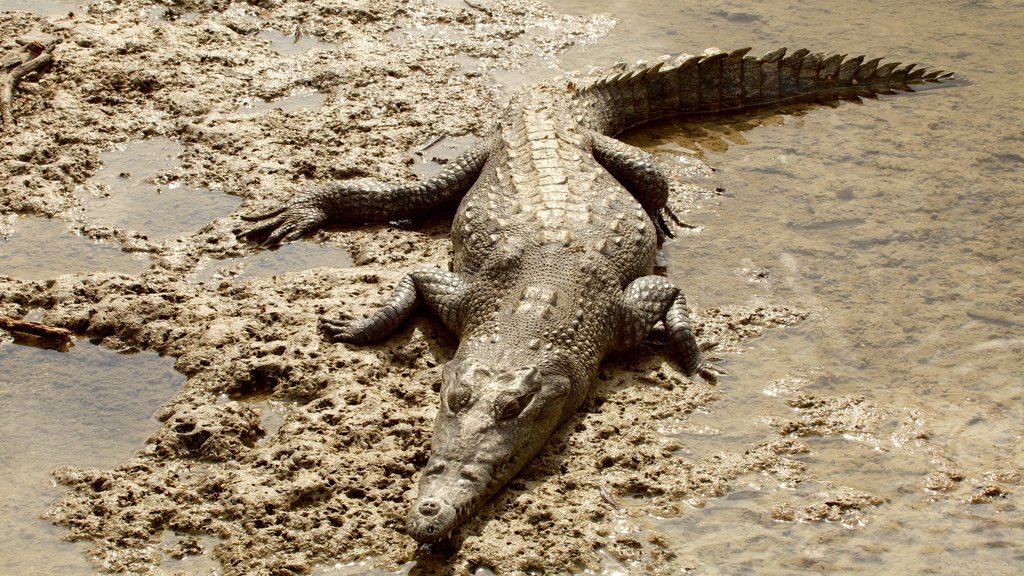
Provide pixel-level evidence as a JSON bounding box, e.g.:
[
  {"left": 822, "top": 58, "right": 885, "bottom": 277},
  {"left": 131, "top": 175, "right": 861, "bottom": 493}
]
[
  {"left": 75, "top": 138, "right": 241, "bottom": 243},
  {"left": 259, "top": 29, "right": 337, "bottom": 56},
  {"left": 0, "top": 0, "right": 81, "bottom": 16},
  {"left": 2, "top": 0, "right": 1021, "bottom": 573},
  {"left": 234, "top": 91, "right": 327, "bottom": 117},
  {"left": 0, "top": 215, "right": 149, "bottom": 280},
  {"left": 409, "top": 134, "right": 479, "bottom": 179},
  {"left": 191, "top": 240, "right": 353, "bottom": 285},
  {"left": 0, "top": 340, "right": 184, "bottom": 576},
  {"left": 546, "top": 0, "right": 1024, "bottom": 572}
]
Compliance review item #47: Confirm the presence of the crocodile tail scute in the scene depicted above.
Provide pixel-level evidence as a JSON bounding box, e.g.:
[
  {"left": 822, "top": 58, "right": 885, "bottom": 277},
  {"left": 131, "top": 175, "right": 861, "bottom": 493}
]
[{"left": 573, "top": 47, "right": 953, "bottom": 136}]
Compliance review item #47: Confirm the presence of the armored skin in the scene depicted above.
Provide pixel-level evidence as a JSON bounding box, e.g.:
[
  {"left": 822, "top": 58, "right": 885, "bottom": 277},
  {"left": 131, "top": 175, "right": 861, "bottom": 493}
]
[{"left": 239, "top": 48, "right": 950, "bottom": 543}]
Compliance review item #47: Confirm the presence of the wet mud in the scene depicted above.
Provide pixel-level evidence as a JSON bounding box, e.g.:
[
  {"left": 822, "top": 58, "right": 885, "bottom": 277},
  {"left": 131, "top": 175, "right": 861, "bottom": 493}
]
[{"left": 1, "top": 0, "right": 1022, "bottom": 575}]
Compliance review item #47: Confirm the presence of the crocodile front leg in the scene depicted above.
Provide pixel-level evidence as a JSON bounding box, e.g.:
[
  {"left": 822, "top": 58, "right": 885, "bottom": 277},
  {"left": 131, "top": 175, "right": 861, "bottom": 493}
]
[
  {"left": 321, "top": 265, "right": 468, "bottom": 344},
  {"left": 618, "top": 275, "right": 721, "bottom": 382},
  {"left": 237, "top": 138, "right": 492, "bottom": 247},
  {"left": 589, "top": 132, "right": 675, "bottom": 243}
]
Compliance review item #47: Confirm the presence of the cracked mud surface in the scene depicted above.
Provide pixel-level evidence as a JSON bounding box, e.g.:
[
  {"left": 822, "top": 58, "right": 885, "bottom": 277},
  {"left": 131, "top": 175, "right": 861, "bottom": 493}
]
[{"left": 2, "top": 1, "right": 1022, "bottom": 575}]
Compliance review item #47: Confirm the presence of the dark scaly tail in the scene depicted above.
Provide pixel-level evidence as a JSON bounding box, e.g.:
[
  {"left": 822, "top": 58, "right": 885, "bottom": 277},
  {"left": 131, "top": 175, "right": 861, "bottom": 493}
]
[{"left": 573, "top": 47, "right": 954, "bottom": 136}]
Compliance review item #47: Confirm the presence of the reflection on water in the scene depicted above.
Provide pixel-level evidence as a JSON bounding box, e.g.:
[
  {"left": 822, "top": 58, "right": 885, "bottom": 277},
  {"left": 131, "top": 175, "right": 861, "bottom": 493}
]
[
  {"left": 258, "top": 29, "right": 336, "bottom": 56},
  {"left": 581, "top": 0, "right": 1024, "bottom": 572},
  {"left": 409, "top": 134, "right": 478, "bottom": 180},
  {"left": 0, "top": 0, "right": 81, "bottom": 16},
  {"left": 75, "top": 138, "right": 241, "bottom": 243},
  {"left": 311, "top": 560, "right": 415, "bottom": 576},
  {"left": 190, "top": 240, "right": 353, "bottom": 285},
  {"left": 0, "top": 340, "right": 183, "bottom": 575},
  {"left": 157, "top": 531, "right": 222, "bottom": 574},
  {"left": 235, "top": 90, "right": 327, "bottom": 116},
  {"left": 3, "top": 0, "right": 1021, "bottom": 572},
  {"left": 0, "top": 215, "right": 149, "bottom": 280}
]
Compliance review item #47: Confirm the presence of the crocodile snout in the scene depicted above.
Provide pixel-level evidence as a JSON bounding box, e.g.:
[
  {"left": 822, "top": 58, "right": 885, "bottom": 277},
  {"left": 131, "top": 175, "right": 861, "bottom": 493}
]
[
  {"left": 406, "top": 497, "right": 457, "bottom": 543},
  {"left": 417, "top": 499, "right": 441, "bottom": 517}
]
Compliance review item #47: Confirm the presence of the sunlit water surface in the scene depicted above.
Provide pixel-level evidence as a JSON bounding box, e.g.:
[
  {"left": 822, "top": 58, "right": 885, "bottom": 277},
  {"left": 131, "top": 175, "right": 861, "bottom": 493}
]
[
  {"left": 1, "top": 0, "right": 82, "bottom": 16},
  {"left": 74, "top": 138, "right": 242, "bottom": 243},
  {"left": 0, "top": 341, "right": 183, "bottom": 576},
  {"left": 0, "top": 215, "right": 149, "bottom": 280},
  {"left": 2, "top": 0, "right": 1021, "bottom": 574},
  {"left": 549, "top": 0, "right": 1023, "bottom": 573}
]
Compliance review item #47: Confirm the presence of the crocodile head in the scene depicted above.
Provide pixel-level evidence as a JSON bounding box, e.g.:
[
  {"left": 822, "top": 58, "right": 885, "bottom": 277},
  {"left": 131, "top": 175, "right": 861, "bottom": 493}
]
[{"left": 406, "top": 354, "right": 578, "bottom": 543}]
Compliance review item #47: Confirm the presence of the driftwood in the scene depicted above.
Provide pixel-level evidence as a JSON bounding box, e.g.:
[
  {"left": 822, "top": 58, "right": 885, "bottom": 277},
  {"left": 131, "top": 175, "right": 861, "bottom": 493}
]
[
  {"left": 1, "top": 40, "right": 55, "bottom": 131},
  {"left": 0, "top": 316, "right": 74, "bottom": 345}
]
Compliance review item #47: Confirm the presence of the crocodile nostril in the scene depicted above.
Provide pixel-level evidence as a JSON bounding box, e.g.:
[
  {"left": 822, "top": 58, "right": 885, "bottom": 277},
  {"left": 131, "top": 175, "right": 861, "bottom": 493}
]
[{"left": 418, "top": 499, "right": 441, "bottom": 517}]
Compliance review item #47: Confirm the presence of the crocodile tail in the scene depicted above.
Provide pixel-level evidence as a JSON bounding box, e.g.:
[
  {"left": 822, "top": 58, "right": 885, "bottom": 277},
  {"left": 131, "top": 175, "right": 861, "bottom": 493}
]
[{"left": 573, "top": 47, "right": 954, "bottom": 136}]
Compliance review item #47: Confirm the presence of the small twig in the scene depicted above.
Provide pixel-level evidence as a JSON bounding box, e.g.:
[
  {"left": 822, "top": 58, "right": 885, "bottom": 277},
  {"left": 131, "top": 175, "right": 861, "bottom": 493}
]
[
  {"left": 0, "top": 316, "right": 74, "bottom": 344},
  {"left": 599, "top": 485, "right": 623, "bottom": 510},
  {"left": 463, "top": 0, "right": 492, "bottom": 15},
  {"left": 1, "top": 42, "right": 55, "bottom": 131},
  {"left": 415, "top": 134, "right": 447, "bottom": 156}
]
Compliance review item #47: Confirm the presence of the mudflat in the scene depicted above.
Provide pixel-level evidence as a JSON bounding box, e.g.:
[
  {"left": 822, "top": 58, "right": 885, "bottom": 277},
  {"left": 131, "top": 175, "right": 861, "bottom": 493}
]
[{"left": 2, "top": 1, "right": 1021, "bottom": 575}]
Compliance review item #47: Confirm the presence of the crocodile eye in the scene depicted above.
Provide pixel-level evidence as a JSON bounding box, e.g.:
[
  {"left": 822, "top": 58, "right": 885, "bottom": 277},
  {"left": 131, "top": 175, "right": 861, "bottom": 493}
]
[
  {"left": 447, "top": 382, "right": 472, "bottom": 413},
  {"left": 495, "top": 390, "right": 535, "bottom": 420}
]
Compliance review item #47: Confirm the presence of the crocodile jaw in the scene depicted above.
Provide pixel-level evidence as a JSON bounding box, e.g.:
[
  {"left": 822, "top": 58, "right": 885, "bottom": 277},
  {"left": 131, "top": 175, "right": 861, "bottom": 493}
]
[
  {"left": 405, "top": 420, "right": 557, "bottom": 544},
  {"left": 406, "top": 495, "right": 459, "bottom": 543},
  {"left": 405, "top": 356, "right": 578, "bottom": 543}
]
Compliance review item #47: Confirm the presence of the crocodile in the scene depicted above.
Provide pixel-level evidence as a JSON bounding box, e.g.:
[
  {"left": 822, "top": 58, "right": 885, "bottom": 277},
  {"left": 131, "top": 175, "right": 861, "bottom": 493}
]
[{"left": 238, "top": 47, "right": 951, "bottom": 543}]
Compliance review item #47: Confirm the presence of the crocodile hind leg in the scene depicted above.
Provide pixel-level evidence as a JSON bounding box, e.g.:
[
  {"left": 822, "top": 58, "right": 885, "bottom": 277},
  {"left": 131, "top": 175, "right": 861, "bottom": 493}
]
[
  {"left": 321, "top": 265, "right": 468, "bottom": 345},
  {"left": 237, "top": 137, "right": 492, "bottom": 247},
  {"left": 589, "top": 132, "right": 675, "bottom": 243},
  {"left": 618, "top": 275, "right": 721, "bottom": 382}
]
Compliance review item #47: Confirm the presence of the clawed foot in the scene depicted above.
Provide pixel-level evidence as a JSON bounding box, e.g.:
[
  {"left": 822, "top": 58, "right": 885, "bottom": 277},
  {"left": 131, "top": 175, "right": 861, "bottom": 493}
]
[
  {"left": 236, "top": 196, "right": 329, "bottom": 248},
  {"left": 319, "top": 314, "right": 364, "bottom": 344},
  {"left": 693, "top": 341, "right": 726, "bottom": 384}
]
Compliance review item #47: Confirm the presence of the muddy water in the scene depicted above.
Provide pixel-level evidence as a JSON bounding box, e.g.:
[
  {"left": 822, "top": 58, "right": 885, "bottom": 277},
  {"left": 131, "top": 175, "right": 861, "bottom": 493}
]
[
  {"left": 0, "top": 0, "right": 80, "bottom": 16},
  {"left": 547, "top": 0, "right": 1023, "bottom": 572},
  {"left": 0, "top": 341, "right": 183, "bottom": 576},
  {"left": 0, "top": 215, "right": 149, "bottom": 279},
  {"left": 1, "top": 0, "right": 1021, "bottom": 573},
  {"left": 235, "top": 91, "right": 327, "bottom": 117},
  {"left": 259, "top": 29, "right": 337, "bottom": 57},
  {"left": 191, "top": 240, "right": 352, "bottom": 285},
  {"left": 75, "top": 138, "right": 241, "bottom": 243}
]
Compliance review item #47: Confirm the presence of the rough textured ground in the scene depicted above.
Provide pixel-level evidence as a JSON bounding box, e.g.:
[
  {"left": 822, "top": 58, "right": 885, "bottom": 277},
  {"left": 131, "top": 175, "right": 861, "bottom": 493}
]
[{"left": 0, "top": 1, "right": 932, "bottom": 574}]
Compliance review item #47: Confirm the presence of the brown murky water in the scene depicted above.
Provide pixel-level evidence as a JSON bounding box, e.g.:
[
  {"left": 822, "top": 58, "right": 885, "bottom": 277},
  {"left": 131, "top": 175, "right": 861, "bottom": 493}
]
[
  {"left": 0, "top": 341, "right": 183, "bottom": 575},
  {"left": 259, "top": 29, "right": 337, "bottom": 57},
  {"left": 235, "top": 91, "right": 327, "bottom": 117},
  {"left": 549, "top": 0, "right": 1024, "bottom": 572},
  {"left": 1, "top": 0, "right": 1021, "bottom": 573},
  {"left": 0, "top": 215, "right": 149, "bottom": 279},
  {"left": 0, "top": 0, "right": 79, "bottom": 16},
  {"left": 74, "top": 138, "right": 242, "bottom": 243},
  {"left": 189, "top": 240, "right": 352, "bottom": 285}
]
